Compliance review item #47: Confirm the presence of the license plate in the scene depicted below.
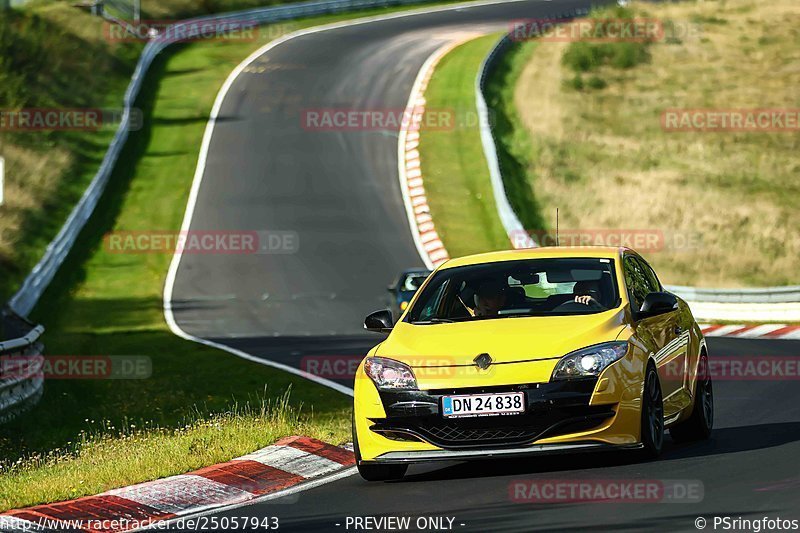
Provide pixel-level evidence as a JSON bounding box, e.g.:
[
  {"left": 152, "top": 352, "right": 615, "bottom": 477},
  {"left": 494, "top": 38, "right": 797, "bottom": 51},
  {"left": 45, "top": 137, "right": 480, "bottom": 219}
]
[{"left": 441, "top": 392, "right": 525, "bottom": 418}]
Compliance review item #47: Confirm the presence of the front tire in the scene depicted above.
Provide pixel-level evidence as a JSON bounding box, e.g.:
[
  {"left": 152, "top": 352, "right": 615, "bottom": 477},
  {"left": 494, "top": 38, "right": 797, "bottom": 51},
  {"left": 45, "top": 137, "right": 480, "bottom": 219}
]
[
  {"left": 640, "top": 363, "right": 665, "bottom": 460},
  {"left": 352, "top": 414, "right": 408, "bottom": 481},
  {"left": 670, "top": 353, "right": 714, "bottom": 442}
]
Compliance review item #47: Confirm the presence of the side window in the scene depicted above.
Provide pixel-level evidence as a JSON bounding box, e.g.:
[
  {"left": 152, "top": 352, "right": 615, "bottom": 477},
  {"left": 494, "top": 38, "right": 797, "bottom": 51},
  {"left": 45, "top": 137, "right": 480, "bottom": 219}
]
[
  {"left": 623, "top": 256, "right": 649, "bottom": 312},
  {"left": 636, "top": 257, "right": 662, "bottom": 293},
  {"left": 415, "top": 279, "right": 448, "bottom": 321}
]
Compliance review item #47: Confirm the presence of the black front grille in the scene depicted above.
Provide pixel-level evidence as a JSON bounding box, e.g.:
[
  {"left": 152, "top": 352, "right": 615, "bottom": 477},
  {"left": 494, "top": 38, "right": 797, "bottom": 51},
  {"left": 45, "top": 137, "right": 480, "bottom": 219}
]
[
  {"left": 422, "top": 424, "right": 532, "bottom": 443},
  {"left": 371, "top": 405, "right": 614, "bottom": 449},
  {"left": 371, "top": 380, "right": 614, "bottom": 449}
]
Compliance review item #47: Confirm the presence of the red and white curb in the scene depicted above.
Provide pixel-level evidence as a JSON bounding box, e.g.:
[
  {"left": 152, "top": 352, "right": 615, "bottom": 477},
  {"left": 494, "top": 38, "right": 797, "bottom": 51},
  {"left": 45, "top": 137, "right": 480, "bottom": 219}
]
[
  {"left": 1, "top": 436, "right": 354, "bottom": 533},
  {"left": 700, "top": 324, "right": 800, "bottom": 340},
  {"left": 398, "top": 37, "right": 480, "bottom": 270}
]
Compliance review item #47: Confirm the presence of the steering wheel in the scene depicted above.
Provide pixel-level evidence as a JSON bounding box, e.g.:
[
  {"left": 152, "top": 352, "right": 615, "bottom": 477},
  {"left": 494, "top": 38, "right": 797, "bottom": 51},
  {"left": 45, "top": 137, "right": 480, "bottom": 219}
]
[{"left": 553, "top": 298, "right": 604, "bottom": 312}]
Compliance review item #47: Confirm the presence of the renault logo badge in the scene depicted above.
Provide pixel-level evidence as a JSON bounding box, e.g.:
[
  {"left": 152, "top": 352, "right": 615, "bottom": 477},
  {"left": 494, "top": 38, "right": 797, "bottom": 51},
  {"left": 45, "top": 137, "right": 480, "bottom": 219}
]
[{"left": 474, "top": 353, "right": 492, "bottom": 370}]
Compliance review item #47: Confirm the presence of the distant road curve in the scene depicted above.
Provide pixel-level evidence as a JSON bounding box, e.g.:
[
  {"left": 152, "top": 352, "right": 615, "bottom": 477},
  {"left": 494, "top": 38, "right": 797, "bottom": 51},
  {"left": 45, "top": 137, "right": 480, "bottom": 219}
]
[{"left": 165, "top": 0, "right": 597, "bottom": 390}]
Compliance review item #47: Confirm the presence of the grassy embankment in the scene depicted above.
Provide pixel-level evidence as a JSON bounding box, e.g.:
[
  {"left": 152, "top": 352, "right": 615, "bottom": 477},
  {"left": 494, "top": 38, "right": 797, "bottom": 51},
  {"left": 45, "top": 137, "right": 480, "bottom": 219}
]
[
  {"left": 0, "top": 0, "right": 311, "bottom": 325},
  {"left": 0, "top": 3, "right": 139, "bottom": 311},
  {"left": 419, "top": 1, "right": 799, "bottom": 287}
]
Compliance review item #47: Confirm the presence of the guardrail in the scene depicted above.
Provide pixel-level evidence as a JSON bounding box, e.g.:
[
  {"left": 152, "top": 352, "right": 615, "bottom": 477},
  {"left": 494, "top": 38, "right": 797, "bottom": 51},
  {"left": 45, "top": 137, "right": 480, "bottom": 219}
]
[
  {"left": 8, "top": 0, "right": 443, "bottom": 318},
  {"left": 0, "top": 310, "right": 45, "bottom": 423},
  {"left": 664, "top": 285, "right": 800, "bottom": 304},
  {"left": 476, "top": 11, "right": 594, "bottom": 250},
  {"left": 475, "top": 32, "right": 531, "bottom": 248},
  {"left": 476, "top": 25, "right": 800, "bottom": 313}
]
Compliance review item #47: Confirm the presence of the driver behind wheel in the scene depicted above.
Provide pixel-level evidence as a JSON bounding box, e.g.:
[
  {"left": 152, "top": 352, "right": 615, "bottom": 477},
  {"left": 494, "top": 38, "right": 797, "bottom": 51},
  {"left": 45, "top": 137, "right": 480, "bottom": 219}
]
[
  {"left": 474, "top": 279, "right": 508, "bottom": 317},
  {"left": 573, "top": 280, "right": 602, "bottom": 307}
]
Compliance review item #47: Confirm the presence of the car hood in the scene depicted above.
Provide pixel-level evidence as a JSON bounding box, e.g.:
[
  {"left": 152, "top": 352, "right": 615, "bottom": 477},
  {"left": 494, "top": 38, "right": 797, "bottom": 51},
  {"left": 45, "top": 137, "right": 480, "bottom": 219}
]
[{"left": 375, "top": 308, "right": 627, "bottom": 369}]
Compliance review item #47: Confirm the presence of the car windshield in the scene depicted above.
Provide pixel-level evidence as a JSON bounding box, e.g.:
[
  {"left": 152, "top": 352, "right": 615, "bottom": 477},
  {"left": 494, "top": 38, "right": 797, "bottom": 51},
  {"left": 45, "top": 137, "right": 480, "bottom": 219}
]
[{"left": 406, "top": 258, "right": 619, "bottom": 323}]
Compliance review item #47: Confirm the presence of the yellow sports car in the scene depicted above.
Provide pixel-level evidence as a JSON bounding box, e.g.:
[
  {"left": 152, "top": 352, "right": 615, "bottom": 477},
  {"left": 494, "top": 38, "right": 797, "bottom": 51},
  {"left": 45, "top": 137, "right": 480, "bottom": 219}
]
[{"left": 353, "top": 247, "right": 713, "bottom": 481}]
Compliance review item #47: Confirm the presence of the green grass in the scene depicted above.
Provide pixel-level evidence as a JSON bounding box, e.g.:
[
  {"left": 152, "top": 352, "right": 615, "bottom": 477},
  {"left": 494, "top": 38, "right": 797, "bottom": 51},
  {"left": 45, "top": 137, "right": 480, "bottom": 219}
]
[
  {"left": 418, "top": 34, "right": 550, "bottom": 258},
  {"left": 417, "top": 34, "right": 512, "bottom": 258},
  {"left": 0, "top": 5, "right": 142, "bottom": 317},
  {"left": 0, "top": 2, "right": 469, "bottom": 510},
  {"left": 562, "top": 40, "right": 650, "bottom": 73},
  {"left": 136, "top": 0, "right": 342, "bottom": 19},
  {"left": 0, "top": 393, "right": 346, "bottom": 511},
  {"left": 559, "top": 7, "right": 650, "bottom": 92}
]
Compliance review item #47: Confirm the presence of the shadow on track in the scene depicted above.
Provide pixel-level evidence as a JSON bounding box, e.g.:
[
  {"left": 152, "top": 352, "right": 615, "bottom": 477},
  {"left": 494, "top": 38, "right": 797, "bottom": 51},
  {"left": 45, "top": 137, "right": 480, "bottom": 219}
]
[
  {"left": 663, "top": 422, "right": 800, "bottom": 460},
  {"left": 396, "top": 422, "right": 800, "bottom": 483},
  {"left": 207, "top": 334, "right": 381, "bottom": 388}
]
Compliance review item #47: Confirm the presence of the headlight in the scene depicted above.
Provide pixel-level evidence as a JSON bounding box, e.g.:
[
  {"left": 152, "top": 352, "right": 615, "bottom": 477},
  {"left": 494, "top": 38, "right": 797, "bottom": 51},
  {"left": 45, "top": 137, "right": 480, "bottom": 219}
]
[
  {"left": 551, "top": 342, "right": 628, "bottom": 380},
  {"left": 364, "top": 357, "right": 417, "bottom": 390}
]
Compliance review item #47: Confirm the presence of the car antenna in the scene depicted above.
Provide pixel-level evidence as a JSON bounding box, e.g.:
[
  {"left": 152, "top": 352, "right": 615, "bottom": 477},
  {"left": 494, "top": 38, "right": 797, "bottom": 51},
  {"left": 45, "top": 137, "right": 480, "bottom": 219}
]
[{"left": 556, "top": 207, "right": 559, "bottom": 246}]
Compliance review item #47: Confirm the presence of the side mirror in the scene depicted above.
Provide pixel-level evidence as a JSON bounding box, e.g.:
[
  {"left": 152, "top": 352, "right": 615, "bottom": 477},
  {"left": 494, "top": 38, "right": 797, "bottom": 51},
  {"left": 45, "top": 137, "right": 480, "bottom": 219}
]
[
  {"left": 364, "top": 309, "right": 393, "bottom": 333},
  {"left": 639, "top": 292, "right": 678, "bottom": 319}
]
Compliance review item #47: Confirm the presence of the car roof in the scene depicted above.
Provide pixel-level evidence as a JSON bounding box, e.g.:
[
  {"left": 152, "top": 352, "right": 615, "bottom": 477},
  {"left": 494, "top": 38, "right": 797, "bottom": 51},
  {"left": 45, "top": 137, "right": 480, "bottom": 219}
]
[{"left": 439, "top": 246, "right": 634, "bottom": 270}]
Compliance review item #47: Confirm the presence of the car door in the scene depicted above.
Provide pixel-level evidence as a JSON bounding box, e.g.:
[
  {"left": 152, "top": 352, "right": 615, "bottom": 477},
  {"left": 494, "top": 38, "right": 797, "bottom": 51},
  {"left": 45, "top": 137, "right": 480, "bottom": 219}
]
[
  {"left": 623, "top": 255, "right": 683, "bottom": 419},
  {"left": 638, "top": 256, "right": 692, "bottom": 415}
]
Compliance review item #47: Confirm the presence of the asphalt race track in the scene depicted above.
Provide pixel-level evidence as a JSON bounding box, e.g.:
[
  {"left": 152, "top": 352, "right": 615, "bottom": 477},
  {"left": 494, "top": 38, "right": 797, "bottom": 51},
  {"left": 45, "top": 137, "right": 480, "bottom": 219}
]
[
  {"left": 184, "top": 337, "right": 800, "bottom": 532},
  {"left": 168, "top": 0, "right": 800, "bottom": 530},
  {"left": 169, "top": 0, "right": 599, "bottom": 377}
]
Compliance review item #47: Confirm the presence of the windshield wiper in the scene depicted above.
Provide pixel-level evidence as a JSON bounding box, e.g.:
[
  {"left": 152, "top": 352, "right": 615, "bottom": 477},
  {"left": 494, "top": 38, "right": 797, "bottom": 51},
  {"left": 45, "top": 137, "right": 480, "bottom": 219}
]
[
  {"left": 460, "top": 312, "right": 533, "bottom": 321},
  {"left": 411, "top": 318, "right": 456, "bottom": 324}
]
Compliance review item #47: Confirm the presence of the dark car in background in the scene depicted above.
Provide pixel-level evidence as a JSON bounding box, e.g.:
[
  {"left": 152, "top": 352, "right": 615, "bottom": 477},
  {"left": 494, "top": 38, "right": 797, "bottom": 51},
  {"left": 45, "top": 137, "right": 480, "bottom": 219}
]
[{"left": 387, "top": 269, "right": 431, "bottom": 319}]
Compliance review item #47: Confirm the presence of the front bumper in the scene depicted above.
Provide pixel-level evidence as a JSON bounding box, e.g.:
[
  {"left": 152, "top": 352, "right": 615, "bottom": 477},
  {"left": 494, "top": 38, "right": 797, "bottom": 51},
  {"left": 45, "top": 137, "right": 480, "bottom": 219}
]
[
  {"left": 368, "top": 379, "right": 614, "bottom": 450},
  {"left": 370, "top": 442, "right": 643, "bottom": 463},
  {"left": 354, "top": 356, "right": 646, "bottom": 462}
]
